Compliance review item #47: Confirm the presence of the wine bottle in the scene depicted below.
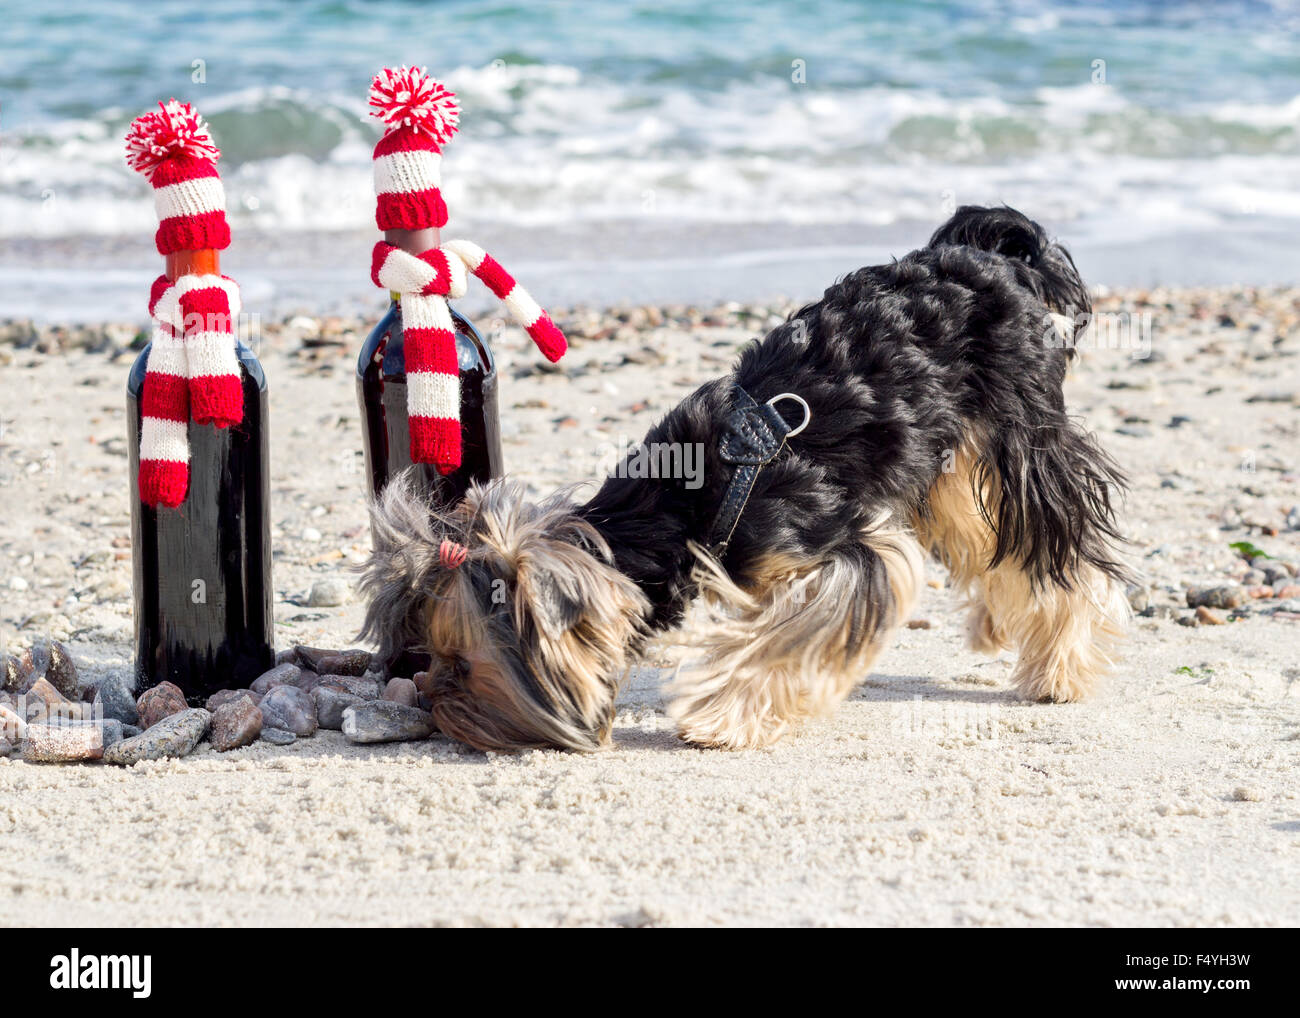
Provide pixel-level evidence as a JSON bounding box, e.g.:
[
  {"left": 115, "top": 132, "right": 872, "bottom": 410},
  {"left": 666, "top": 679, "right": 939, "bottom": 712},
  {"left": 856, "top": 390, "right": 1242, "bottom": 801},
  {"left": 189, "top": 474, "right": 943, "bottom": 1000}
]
[
  {"left": 127, "top": 247, "right": 275, "bottom": 702},
  {"left": 357, "top": 227, "right": 502, "bottom": 678},
  {"left": 357, "top": 229, "right": 503, "bottom": 506}
]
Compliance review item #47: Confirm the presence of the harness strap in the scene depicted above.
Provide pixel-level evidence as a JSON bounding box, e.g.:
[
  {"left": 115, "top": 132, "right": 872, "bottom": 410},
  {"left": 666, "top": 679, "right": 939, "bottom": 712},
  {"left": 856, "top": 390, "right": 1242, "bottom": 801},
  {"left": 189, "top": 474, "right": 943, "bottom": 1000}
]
[{"left": 707, "top": 383, "right": 810, "bottom": 556}]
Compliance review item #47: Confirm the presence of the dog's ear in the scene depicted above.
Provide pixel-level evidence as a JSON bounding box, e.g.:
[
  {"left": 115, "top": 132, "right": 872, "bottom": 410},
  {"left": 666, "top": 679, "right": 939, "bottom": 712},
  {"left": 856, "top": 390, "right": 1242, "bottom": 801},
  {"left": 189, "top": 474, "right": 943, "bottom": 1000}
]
[
  {"left": 357, "top": 469, "right": 461, "bottom": 662},
  {"left": 520, "top": 560, "right": 586, "bottom": 641}
]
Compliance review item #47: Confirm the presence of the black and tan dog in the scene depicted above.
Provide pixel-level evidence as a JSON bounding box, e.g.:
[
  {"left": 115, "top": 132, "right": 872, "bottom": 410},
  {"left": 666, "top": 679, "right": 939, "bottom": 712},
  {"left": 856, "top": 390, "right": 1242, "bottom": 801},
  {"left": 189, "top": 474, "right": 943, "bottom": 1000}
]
[{"left": 360, "top": 206, "right": 1130, "bottom": 752}]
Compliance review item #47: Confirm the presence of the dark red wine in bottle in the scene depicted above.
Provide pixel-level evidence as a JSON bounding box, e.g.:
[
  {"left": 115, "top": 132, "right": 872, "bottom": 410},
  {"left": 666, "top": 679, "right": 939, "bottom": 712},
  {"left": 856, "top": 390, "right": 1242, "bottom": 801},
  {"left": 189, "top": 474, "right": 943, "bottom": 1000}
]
[
  {"left": 128, "top": 249, "right": 274, "bottom": 704},
  {"left": 356, "top": 229, "right": 503, "bottom": 676}
]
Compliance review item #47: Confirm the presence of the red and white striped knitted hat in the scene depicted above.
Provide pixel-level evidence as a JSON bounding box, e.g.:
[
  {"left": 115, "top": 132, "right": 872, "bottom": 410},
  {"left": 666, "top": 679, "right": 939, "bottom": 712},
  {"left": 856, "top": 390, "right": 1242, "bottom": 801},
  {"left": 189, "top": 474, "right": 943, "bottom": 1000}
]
[
  {"left": 125, "top": 100, "right": 231, "bottom": 255},
  {"left": 126, "top": 101, "right": 244, "bottom": 508},
  {"left": 368, "top": 66, "right": 460, "bottom": 231}
]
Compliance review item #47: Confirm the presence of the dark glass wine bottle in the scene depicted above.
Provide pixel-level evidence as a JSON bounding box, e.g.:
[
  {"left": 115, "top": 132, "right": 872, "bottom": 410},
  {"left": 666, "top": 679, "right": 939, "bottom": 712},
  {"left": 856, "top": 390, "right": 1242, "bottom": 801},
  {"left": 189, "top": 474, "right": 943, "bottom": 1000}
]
[
  {"left": 356, "top": 229, "right": 503, "bottom": 676},
  {"left": 127, "top": 249, "right": 274, "bottom": 704}
]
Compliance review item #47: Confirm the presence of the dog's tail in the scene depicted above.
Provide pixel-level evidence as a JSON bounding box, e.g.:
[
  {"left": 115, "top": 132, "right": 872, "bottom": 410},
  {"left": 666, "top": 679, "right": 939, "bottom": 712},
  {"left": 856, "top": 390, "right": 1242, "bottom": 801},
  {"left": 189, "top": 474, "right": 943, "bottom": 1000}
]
[{"left": 928, "top": 205, "right": 1091, "bottom": 341}]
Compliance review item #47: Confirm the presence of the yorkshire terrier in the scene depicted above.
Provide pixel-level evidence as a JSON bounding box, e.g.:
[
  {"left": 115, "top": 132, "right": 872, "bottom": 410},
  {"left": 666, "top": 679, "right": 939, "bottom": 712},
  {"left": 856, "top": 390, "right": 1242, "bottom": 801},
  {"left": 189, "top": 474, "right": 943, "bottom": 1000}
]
[{"left": 359, "top": 206, "right": 1131, "bottom": 752}]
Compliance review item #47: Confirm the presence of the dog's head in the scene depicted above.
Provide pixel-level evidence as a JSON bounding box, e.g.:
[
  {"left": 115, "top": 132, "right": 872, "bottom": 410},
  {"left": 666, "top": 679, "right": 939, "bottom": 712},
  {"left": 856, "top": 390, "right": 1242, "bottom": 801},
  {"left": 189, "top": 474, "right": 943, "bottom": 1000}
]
[{"left": 358, "top": 472, "right": 649, "bottom": 751}]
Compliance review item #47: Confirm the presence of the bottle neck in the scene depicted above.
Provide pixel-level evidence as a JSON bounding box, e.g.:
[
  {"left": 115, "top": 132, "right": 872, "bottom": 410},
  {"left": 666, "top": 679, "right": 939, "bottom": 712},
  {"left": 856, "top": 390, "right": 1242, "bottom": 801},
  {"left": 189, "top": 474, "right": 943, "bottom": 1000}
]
[
  {"left": 384, "top": 227, "right": 440, "bottom": 255},
  {"left": 166, "top": 248, "right": 219, "bottom": 282},
  {"left": 384, "top": 228, "right": 441, "bottom": 304}
]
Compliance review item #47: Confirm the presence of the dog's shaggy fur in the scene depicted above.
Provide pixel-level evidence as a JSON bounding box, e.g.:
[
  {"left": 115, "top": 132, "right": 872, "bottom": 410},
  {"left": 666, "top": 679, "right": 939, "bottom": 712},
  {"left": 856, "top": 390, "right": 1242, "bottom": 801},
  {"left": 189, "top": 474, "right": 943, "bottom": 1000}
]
[{"left": 359, "top": 206, "right": 1131, "bottom": 752}]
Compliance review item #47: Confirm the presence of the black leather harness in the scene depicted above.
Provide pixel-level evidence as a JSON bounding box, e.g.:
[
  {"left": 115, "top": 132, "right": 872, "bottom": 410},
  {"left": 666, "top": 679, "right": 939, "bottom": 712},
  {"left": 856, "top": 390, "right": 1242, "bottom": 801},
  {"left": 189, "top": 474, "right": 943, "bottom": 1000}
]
[{"left": 706, "top": 383, "right": 811, "bottom": 557}]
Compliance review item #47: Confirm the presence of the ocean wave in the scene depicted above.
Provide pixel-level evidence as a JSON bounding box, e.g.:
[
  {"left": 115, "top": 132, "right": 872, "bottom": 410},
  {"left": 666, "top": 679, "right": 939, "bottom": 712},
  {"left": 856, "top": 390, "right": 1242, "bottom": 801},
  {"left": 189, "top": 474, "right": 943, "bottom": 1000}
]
[{"left": 2, "top": 68, "right": 1298, "bottom": 241}]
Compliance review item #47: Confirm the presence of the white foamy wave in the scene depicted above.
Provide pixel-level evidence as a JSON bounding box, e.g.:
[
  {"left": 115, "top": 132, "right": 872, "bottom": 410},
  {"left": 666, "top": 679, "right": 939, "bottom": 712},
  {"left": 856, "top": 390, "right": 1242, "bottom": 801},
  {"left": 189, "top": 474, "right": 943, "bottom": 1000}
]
[{"left": 2, "top": 65, "right": 1298, "bottom": 243}]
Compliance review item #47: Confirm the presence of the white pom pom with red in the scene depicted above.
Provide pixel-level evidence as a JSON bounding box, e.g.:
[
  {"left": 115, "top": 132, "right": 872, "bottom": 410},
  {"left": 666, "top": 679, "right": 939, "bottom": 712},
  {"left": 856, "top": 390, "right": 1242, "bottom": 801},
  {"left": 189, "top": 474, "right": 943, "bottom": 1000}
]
[
  {"left": 368, "top": 66, "right": 460, "bottom": 147},
  {"left": 125, "top": 99, "right": 221, "bottom": 179}
]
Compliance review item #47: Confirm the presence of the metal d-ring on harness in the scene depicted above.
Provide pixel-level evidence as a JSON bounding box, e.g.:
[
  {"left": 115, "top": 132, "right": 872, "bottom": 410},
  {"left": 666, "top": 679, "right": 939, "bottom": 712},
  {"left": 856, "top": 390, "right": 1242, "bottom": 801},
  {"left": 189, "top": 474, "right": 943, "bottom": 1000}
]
[{"left": 707, "top": 382, "right": 812, "bottom": 557}]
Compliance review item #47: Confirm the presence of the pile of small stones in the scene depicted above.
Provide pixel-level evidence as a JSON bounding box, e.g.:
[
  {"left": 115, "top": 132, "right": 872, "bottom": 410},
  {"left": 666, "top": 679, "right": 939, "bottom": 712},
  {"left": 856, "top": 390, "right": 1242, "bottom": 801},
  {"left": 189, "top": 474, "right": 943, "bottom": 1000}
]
[{"left": 1, "top": 640, "right": 438, "bottom": 765}]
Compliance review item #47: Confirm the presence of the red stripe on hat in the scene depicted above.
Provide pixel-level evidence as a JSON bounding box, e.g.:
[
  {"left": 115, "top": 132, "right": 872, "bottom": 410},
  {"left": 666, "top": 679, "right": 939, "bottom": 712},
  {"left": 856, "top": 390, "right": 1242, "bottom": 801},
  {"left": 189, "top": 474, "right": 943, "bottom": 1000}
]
[
  {"left": 403, "top": 327, "right": 459, "bottom": 374},
  {"left": 138, "top": 459, "right": 189, "bottom": 509},
  {"left": 409, "top": 416, "right": 461, "bottom": 474},
  {"left": 148, "top": 154, "right": 221, "bottom": 189},
  {"left": 141, "top": 372, "right": 190, "bottom": 423},
  {"left": 375, "top": 189, "right": 447, "bottom": 231},
  {"left": 156, "top": 210, "right": 231, "bottom": 255},
  {"left": 373, "top": 127, "right": 442, "bottom": 159},
  {"left": 474, "top": 254, "right": 515, "bottom": 300}
]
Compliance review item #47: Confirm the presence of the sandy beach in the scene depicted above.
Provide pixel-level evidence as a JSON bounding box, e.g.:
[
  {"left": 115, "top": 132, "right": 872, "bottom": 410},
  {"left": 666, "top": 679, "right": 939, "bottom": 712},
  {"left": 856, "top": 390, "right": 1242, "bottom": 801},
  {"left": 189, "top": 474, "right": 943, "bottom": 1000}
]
[{"left": 1, "top": 286, "right": 1297, "bottom": 926}]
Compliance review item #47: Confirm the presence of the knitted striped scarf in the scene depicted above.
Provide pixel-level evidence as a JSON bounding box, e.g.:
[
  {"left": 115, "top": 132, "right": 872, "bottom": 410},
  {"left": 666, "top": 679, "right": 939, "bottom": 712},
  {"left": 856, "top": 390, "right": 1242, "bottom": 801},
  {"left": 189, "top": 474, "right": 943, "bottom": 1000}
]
[{"left": 370, "top": 239, "right": 566, "bottom": 473}]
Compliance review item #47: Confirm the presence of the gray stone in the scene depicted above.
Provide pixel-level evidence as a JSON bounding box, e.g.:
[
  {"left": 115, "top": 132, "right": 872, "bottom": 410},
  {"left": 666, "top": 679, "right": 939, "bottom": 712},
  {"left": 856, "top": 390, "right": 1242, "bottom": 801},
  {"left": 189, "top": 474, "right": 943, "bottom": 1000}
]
[
  {"left": 329, "top": 674, "right": 383, "bottom": 701},
  {"left": 306, "top": 578, "right": 350, "bottom": 608},
  {"left": 1125, "top": 584, "right": 1150, "bottom": 613},
  {"left": 251, "top": 662, "right": 300, "bottom": 695},
  {"left": 94, "top": 673, "right": 139, "bottom": 726},
  {"left": 257, "top": 685, "right": 317, "bottom": 737},
  {"left": 1186, "top": 584, "right": 1244, "bottom": 610},
  {"left": 210, "top": 696, "right": 263, "bottom": 751},
  {"left": 314, "top": 650, "right": 373, "bottom": 677},
  {"left": 44, "top": 641, "right": 80, "bottom": 700},
  {"left": 0, "top": 737, "right": 11, "bottom": 757},
  {"left": 312, "top": 686, "right": 364, "bottom": 730},
  {"left": 99, "top": 718, "right": 127, "bottom": 749},
  {"left": 103, "top": 708, "right": 210, "bottom": 765},
  {"left": 341, "top": 702, "right": 435, "bottom": 744},
  {"left": 260, "top": 727, "right": 296, "bottom": 746}
]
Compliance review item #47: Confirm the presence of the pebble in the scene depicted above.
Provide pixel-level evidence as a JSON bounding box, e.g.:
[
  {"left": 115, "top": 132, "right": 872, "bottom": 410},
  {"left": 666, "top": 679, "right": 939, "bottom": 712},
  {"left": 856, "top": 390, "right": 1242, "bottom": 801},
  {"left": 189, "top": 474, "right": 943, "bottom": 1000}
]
[
  {"left": 1115, "top": 424, "right": 1153, "bottom": 439},
  {"left": 44, "top": 641, "right": 80, "bottom": 699},
  {"left": 22, "top": 721, "right": 104, "bottom": 762},
  {"left": 1125, "top": 584, "right": 1150, "bottom": 613},
  {"left": 382, "top": 677, "right": 419, "bottom": 707},
  {"left": 136, "top": 681, "right": 188, "bottom": 729},
  {"left": 257, "top": 685, "right": 317, "bottom": 737},
  {"left": 103, "top": 708, "right": 211, "bottom": 765},
  {"left": 292, "top": 645, "right": 335, "bottom": 671},
  {"left": 306, "top": 578, "right": 349, "bottom": 607},
  {"left": 2, "top": 655, "right": 26, "bottom": 694},
  {"left": 1276, "top": 584, "right": 1300, "bottom": 599},
  {"left": 210, "top": 696, "right": 263, "bottom": 751},
  {"left": 341, "top": 702, "right": 435, "bottom": 744},
  {"left": 100, "top": 719, "right": 128, "bottom": 749},
  {"left": 1232, "top": 786, "right": 1263, "bottom": 802},
  {"left": 904, "top": 619, "right": 932, "bottom": 630},
  {"left": 260, "top": 727, "right": 296, "bottom": 746},
  {"left": 0, "top": 737, "right": 11, "bottom": 757},
  {"left": 250, "top": 662, "right": 300, "bottom": 695},
  {"left": 313, "top": 686, "right": 365, "bottom": 730},
  {"left": 1186, "top": 585, "right": 1244, "bottom": 610},
  {"left": 206, "top": 688, "right": 262, "bottom": 712},
  {"left": 95, "top": 674, "right": 140, "bottom": 726},
  {"left": 314, "top": 649, "right": 373, "bottom": 676},
  {"left": 1263, "top": 562, "right": 1295, "bottom": 586},
  {"left": 328, "top": 674, "right": 383, "bottom": 700},
  {"left": 0, "top": 704, "right": 27, "bottom": 742},
  {"left": 1195, "top": 605, "right": 1225, "bottom": 625},
  {"left": 25, "top": 677, "right": 70, "bottom": 714}
]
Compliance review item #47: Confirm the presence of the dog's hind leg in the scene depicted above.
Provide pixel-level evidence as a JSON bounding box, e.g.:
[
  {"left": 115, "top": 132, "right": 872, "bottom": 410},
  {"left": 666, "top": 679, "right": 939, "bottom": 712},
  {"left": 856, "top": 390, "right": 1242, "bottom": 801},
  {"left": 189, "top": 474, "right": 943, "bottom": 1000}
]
[
  {"left": 666, "top": 520, "right": 924, "bottom": 749},
  {"left": 915, "top": 439, "right": 1129, "bottom": 703}
]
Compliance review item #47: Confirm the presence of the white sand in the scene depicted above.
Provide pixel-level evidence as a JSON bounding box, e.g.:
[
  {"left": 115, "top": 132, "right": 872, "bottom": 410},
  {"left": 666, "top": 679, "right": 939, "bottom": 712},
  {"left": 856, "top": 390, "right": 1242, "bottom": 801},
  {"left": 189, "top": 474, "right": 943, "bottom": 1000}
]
[{"left": 1, "top": 289, "right": 1298, "bottom": 926}]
